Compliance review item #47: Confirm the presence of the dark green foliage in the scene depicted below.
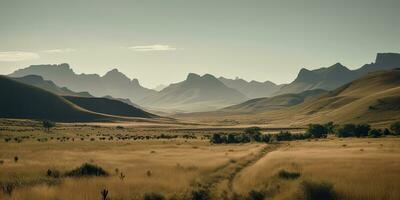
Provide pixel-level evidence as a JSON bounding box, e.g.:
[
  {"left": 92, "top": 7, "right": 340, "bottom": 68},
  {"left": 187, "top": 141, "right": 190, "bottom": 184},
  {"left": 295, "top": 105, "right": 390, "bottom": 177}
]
[
  {"left": 247, "top": 190, "right": 265, "bottom": 200},
  {"left": 307, "top": 124, "right": 328, "bottom": 138},
  {"left": 383, "top": 128, "right": 392, "bottom": 136},
  {"left": 368, "top": 129, "right": 382, "bottom": 138},
  {"left": 323, "top": 122, "right": 336, "bottom": 134},
  {"left": 144, "top": 192, "right": 166, "bottom": 200},
  {"left": 299, "top": 180, "right": 336, "bottom": 200},
  {"left": 244, "top": 127, "right": 262, "bottom": 141},
  {"left": 354, "top": 124, "right": 371, "bottom": 137},
  {"left": 47, "top": 169, "right": 61, "bottom": 178},
  {"left": 276, "top": 131, "right": 293, "bottom": 141},
  {"left": 191, "top": 187, "right": 210, "bottom": 200},
  {"left": 336, "top": 124, "right": 357, "bottom": 137},
  {"left": 211, "top": 133, "right": 223, "bottom": 144},
  {"left": 42, "top": 120, "right": 55, "bottom": 132},
  {"left": 278, "top": 170, "right": 301, "bottom": 180},
  {"left": 65, "top": 163, "right": 109, "bottom": 177},
  {"left": 390, "top": 121, "right": 400, "bottom": 135}
]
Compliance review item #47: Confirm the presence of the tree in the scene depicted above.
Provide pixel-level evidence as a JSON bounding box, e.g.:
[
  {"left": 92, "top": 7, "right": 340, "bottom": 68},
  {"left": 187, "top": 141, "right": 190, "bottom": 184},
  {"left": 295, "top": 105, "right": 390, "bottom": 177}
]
[
  {"left": 227, "top": 134, "right": 237, "bottom": 143},
  {"left": 390, "top": 121, "right": 400, "bottom": 135},
  {"left": 307, "top": 124, "right": 328, "bottom": 138},
  {"left": 244, "top": 127, "right": 262, "bottom": 141},
  {"left": 211, "top": 133, "right": 222, "bottom": 144},
  {"left": 276, "top": 131, "right": 292, "bottom": 141},
  {"left": 323, "top": 122, "right": 336, "bottom": 134},
  {"left": 42, "top": 120, "right": 55, "bottom": 132},
  {"left": 368, "top": 129, "right": 382, "bottom": 138},
  {"left": 336, "top": 124, "right": 356, "bottom": 137},
  {"left": 355, "top": 124, "right": 371, "bottom": 137}
]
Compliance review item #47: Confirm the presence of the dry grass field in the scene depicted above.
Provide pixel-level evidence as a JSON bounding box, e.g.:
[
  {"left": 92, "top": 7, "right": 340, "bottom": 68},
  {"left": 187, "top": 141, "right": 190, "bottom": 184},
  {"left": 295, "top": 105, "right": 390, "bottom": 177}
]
[{"left": 0, "top": 120, "right": 399, "bottom": 200}]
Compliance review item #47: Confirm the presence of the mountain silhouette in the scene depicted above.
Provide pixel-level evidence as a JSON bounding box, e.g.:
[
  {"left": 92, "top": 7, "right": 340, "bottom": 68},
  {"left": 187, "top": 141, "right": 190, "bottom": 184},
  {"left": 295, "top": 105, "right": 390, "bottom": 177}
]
[
  {"left": 9, "top": 64, "right": 157, "bottom": 102},
  {"left": 275, "top": 53, "right": 400, "bottom": 95},
  {"left": 139, "top": 73, "right": 248, "bottom": 112},
  {"left": 218, "top": 77, "right": 281, "bottom": 98}
]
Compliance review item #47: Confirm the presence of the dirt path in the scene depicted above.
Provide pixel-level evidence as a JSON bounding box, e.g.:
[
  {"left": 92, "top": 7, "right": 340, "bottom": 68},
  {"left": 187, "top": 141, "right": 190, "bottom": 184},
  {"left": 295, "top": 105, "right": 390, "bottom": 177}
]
[{"left": 193, "top": 143, "right": 279, "bottom": 200}]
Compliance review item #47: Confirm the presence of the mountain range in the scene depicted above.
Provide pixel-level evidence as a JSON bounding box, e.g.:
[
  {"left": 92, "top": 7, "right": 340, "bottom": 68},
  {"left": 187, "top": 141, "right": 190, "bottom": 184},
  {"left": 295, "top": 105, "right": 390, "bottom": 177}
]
[
  {"left": 7, "top": 52, "right": 400, "bottom": 113},
  {"left": 138, "top": 73, "right": 248, "bottom": 112},
  {"left": 177, "top": 69, "right": 400, "bottom": 125},
  {"left": 9, "top": 64, "right": 157, "bottom": 102}
]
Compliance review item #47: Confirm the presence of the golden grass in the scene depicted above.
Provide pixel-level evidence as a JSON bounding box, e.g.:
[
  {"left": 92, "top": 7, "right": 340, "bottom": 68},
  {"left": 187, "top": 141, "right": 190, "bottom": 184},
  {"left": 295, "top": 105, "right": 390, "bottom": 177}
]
[{"left": 233, "top": 137, "right": 400, "bottom": 200}]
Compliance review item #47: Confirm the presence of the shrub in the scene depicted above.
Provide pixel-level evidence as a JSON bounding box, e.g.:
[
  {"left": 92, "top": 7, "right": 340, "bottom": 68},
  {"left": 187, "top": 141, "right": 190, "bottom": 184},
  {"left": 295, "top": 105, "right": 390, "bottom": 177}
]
[
  {"left": 278, "top": 169, "right": 301, "bottom": 180},
  {"left": 244, "top": 127, "right": 263, "bottom": 141},
  {"left": 390, "top": 121, "right": 400, "bottom": 135},
  {"left": 1, "top": 183, "right": 14, "bottom": 196},
  {"left": 355, "top": 124, "right": 371, "bottom": 137},
  {"left": 14, "top": 156, "right": 18, "bottom": 163},
  {"left": 336, "top": 124, "right": 356, "bottom": 137},
  {"left": 191, "top": 187, "right": 210, "bottom": 200},
  {"left": 42, "top": 120, "right": 55, "bottom": 132},
  {"left": 276, "top": 131, "right": 292, "bottom": 141},
  {"left": 101, "top": 188, "right": 109, "bottom": 200},
  {"left": 247, "top": 190, "right": 265, "bottom": 200},
  {"left": 144, "top": 192, "right": 166, "bottom": 200},
  {"left": 383, "top": 128, "right": 392, "bottom": 136},
  {"left": 47, "top": 169, "right": 61, "bottom": 178},
  {"left": 307, "top": 124, "right": 328, "bottom": 138},
  {"left": 299, "top": 180, "right": 336, "bottom": 200},
  {"left": 368, "top": 129, "right": 382, "bottom": 138},
  {"left": 323, "top": 122, "right": 336, "bottom": 134},
  {"left": 211, "top": 133, "right": 223, "bottom": 144},
  {"left": 65, "top": 163, "right": 109, "bottom": 177}
]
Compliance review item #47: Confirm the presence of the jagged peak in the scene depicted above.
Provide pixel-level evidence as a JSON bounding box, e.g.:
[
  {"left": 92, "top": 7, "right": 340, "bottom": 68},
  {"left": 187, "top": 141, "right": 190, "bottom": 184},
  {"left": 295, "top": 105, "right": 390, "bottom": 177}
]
[
  {"left": 186, "top": 73, "right": 201, "bottom": 80},
  {"left": 131, "top": 78, "right": 140, "bottom": 85}
]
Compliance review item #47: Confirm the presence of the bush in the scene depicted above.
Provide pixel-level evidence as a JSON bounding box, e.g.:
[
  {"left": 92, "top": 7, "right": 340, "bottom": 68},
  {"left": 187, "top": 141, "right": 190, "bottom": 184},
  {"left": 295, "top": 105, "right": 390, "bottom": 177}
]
[
  {"left": 336, "top": 124, "right": 356, "bottom": 137},
  {"left": 383, "top": 128, "right": 392, "bottom": 136},
  {"left": 323, "top": 122, "right": 336, "bottom": 134},
  {"left": 244, "top": 127, "right": 262, "bottom": 141},
  {"left": 191, "top": 187, "right": 210, "bottom": 200},
  {"left": 42, "top": 120, "right": 55, "bottom": 132},
  {"left": 355, "top": 124, "right": 371, "bottom": 137},
  {"left": 278, "top": 169, "right": 301, "bottom": 180},
  {"left": 65, "top": 163, "right": 109, "bottom": 177},
  {"left": 299, "top": 180, "right": 336, "bottom": 200},
  {"left": 390, "top": 121, "right": 400, "bottom": 135},
  {"left": 247, "top": 190, "right": 265, "bottom": 200},
  {"left": 307, "top": 124, "right": 328, "bottom": 138},
  {"left": 144, "top": 192, "right": 166, "bottom": 200},
  {"left": 47, "top": 169, "right": 61, "bottom": 178},
  {"left": 276, "top": 131, "right": 293, "bottom": 141},
  {"left": 211, "top": 133, "right": 223, "bottom": 144},
  {"left": 368, "top": 129, "right": 382, "bottom": 138}
]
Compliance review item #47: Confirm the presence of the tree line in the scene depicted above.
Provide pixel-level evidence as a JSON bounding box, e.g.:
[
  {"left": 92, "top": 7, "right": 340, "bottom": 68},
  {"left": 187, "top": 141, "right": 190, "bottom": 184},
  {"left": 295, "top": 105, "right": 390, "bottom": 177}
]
[{"left": 211, "top": 121, "right": 400, "bottom": 144}]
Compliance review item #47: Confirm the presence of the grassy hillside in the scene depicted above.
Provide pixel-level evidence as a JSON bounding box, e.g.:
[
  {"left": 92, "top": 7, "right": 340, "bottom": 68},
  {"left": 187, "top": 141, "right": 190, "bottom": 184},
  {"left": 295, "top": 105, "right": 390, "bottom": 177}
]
[
  {"left": 221, "top": 89, "right": 326, "bottom": 113},
  {"left": 177, "top": 69, "right": 400, "bottom": 126},
  {"left": 0, "top": 76, "right": 109, "bottom": 122},
  {"left": 64, "top": 96, "right": 156, "bottom": 118}
]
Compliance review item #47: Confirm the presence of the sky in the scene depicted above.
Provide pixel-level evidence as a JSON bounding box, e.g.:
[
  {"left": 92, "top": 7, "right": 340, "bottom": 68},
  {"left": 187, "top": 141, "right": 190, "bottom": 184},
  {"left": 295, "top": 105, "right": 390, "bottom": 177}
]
[{"left": 0, "top": 0, "right": 399, "bottom": 88}]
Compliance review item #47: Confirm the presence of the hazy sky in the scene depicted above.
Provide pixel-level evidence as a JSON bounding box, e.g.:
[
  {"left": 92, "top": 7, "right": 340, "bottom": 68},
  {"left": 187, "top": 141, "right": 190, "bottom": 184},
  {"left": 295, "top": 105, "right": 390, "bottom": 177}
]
[{"left": 0, "top": 0, "right": 399, "bottom": 88}]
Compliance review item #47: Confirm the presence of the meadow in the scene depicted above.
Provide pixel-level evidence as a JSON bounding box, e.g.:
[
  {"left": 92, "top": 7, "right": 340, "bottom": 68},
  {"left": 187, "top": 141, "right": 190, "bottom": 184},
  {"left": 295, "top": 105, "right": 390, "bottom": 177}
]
[{"left": 0, "top": 120, "right": 399, "bottom": 200}]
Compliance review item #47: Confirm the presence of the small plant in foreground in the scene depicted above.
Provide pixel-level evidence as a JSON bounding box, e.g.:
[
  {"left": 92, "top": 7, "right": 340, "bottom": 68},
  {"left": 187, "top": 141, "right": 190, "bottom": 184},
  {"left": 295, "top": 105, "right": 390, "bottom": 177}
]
[
  {"left": 144, "top": 192, "right": 166, "bottom": 200},
  {"left": 278, "top": 169, "right": 301, "bottom": 180},
  {"left": 14, "top": 156, "right": 18, "bottom": 163},
  {"left": 2, "top": 183, "right": 14, "bottom": 196},
  {"left": 101, "top": 188, "right": 109, "bottom": 200}
]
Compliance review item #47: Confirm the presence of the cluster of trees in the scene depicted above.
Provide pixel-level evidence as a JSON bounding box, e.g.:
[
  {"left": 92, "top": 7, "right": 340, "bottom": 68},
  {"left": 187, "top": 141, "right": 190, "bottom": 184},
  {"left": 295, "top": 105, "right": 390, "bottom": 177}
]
[{"left": 210, "top": 121, "right": 400, "bottom": 144}]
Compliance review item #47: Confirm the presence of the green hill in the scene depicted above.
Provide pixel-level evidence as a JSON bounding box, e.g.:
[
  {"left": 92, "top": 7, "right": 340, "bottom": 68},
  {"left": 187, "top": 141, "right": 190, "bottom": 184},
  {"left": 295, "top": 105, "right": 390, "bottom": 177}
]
[
  {"left": 0, "top": 76, "right": 109, "bottom": 122},
  {"left": 64, "top": 96, "right": 156, "bottom": 118}
]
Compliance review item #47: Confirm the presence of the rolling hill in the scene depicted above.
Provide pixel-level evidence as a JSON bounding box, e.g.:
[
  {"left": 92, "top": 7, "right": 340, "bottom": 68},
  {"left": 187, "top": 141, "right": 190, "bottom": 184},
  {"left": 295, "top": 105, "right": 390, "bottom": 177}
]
[
  {"left": 0, "top": 75, "right": 107, "bottom": 122},
  {"left": 221, "top": 89, "right": 326, "bottom": 113},
  {"left": 177, "top": 69, "right": 400, "bottom": 126},
  {"left": 139, "top": 73, "right": 248, "bottom": 112},
  {"left": 218, "top": 77, "right": 282, "bottom": 98},
  {"left": 64, "top": 96, "right": 156, "bottom": 118}
]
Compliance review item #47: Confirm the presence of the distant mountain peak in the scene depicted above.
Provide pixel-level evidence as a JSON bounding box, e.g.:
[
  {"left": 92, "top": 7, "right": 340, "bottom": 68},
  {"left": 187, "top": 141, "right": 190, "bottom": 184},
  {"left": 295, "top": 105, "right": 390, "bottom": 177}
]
[
  {"left": 375, "top": 53, "right": 400, "bottom": 65},
  {"left": 186, "top": 73, "right": 201, "bottom": 80},
  {"left": 131, "top": 78, "right": 140, "bottom": 85}
]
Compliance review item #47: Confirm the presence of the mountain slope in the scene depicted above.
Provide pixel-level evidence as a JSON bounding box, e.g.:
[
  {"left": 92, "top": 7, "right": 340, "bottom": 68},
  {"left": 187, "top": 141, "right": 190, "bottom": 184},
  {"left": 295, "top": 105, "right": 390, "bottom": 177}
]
[
  {"left": 275, "top": 53, "right": 400, "bottom": 95},
  {"left": 64, "top": 96, "right": 156, "bottom": 118},
  {"left": 221, "top": 89, "right": 326, "bottom": 113},
  {"left": 177, "top": 69, "right": 400, "bottom": 125},
  {"left": 9, "top": 64, "right": 157, "bottom": 102},
  {"left": 139, "top": 73, "right": 248, "bottom": 112},
  {"left": 12, "top": 75, "right": 92, "bottom": 97},
  {"left": 218, "top": 77, "right": 281, "bottom": 98},
  {"left": 0, "top": 76, "right": 108, "bottom": 122}
]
